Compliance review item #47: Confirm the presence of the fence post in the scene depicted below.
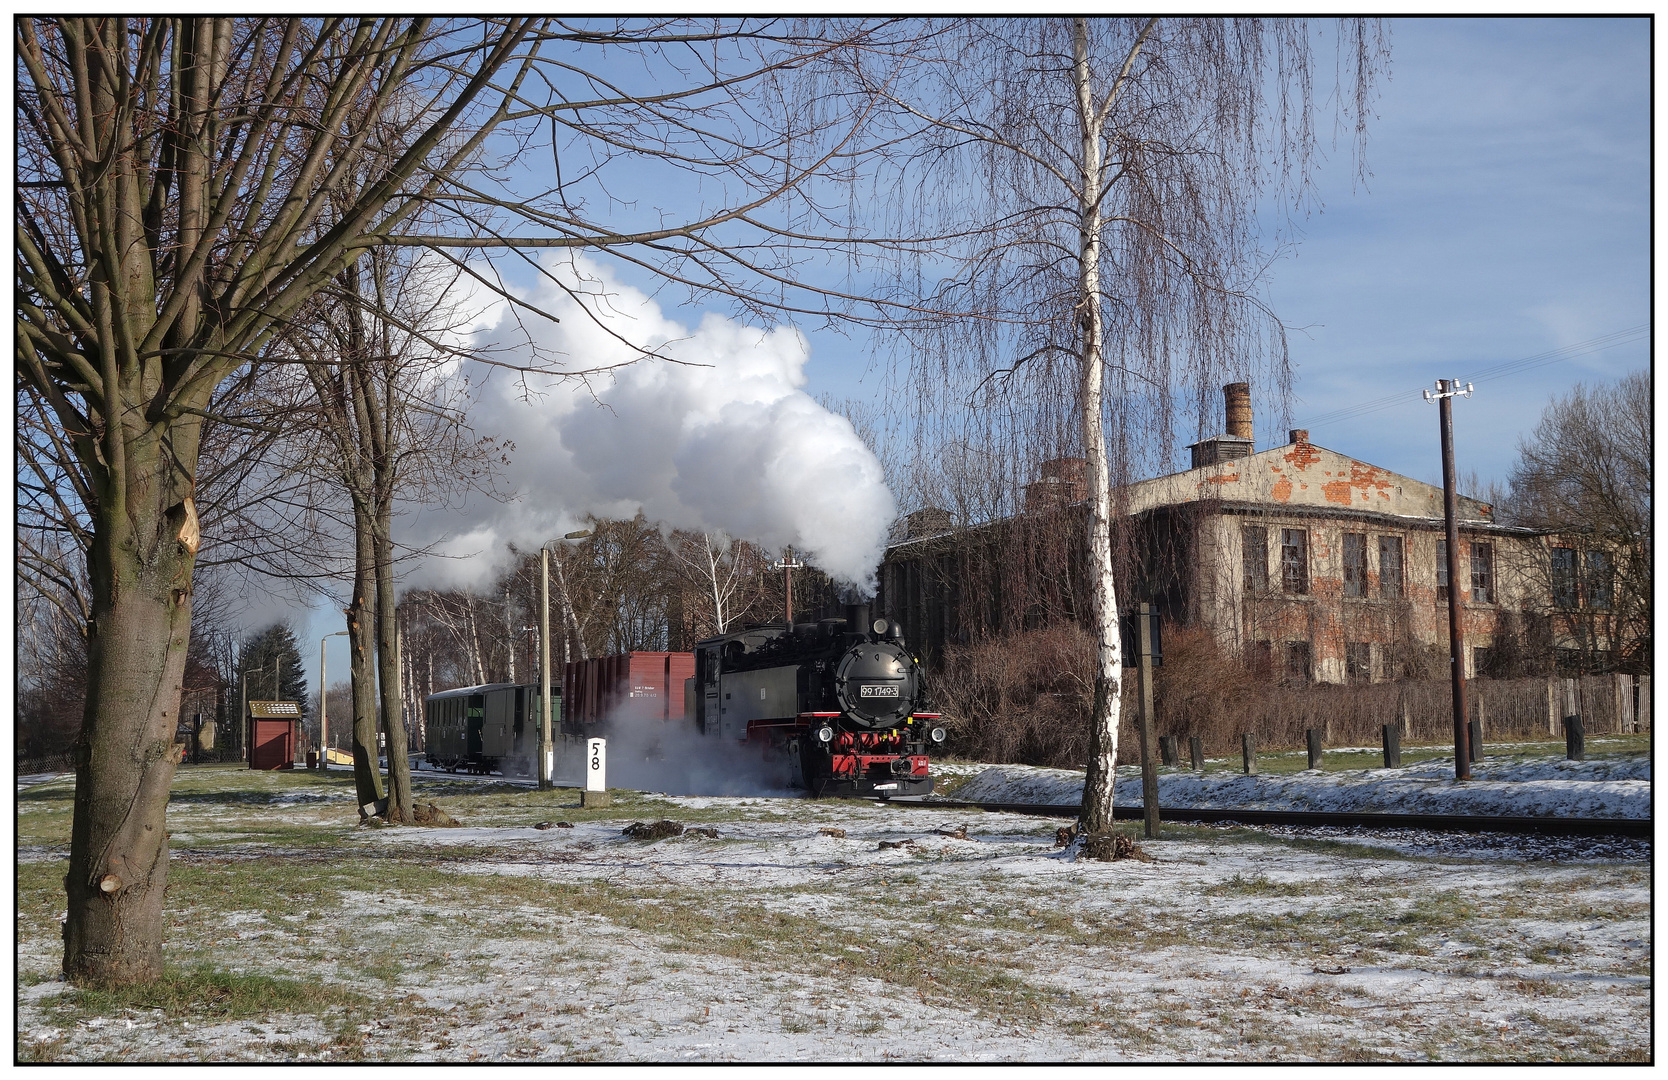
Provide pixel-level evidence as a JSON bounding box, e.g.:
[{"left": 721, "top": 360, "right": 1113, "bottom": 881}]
[
  {"left": 1381, "top": 723, "right": 1401, "bottom": 769},
  {"left": 1638, "top": 675, "right": 1651, "bottom": 733},
  {"left": 1615, "top": 674, "right": 1634, "bottom": 734},
  {"left": 1305, "top": 728, "right": 1323, "bottom": 771},
  {"left": 1564, "top": 714, "right": 1584, "bottom": 761},
  {"left": 1241, "top": 733, "right": 1257, "bottom": 776},
  {"left": 1189, "top": 735, "right": 1204, "bottom": 773},
  {"left": 1467, "top": 718, "right": 1482, "bottom": 763},
  {"left": 1159, "top": 735, "right": 1179, "bottom": 767}
]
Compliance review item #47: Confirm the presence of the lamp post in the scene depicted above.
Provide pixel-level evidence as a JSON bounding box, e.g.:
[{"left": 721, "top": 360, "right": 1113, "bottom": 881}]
[
  {"left": 319, "top": 630, "right": 349, "bottom": 768},
  {"left": 1424, "top": 377, "right": 1475, "bottom": 781},
  {"left": 539, "top": 530, "right": 592, "bottom": 789}
]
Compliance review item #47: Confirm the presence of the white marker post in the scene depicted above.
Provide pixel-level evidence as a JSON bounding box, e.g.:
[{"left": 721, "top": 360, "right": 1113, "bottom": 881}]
[{"left": 582, "top": 737, "right": 609, "bottom": 808}]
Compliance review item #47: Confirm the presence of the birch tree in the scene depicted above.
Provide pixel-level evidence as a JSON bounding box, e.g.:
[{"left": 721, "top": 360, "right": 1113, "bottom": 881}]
[{"left": 841, "top": 17, "right": 1386, "bottom": 833}]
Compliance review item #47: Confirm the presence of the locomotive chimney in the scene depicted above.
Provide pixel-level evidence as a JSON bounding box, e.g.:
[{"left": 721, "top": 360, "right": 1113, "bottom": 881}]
[
  {"left": 845, "top": 603, "right": 870, "bottom": 636},
  {"left": 1224, "top": 382, "right": 1253, "bottom": 441}
]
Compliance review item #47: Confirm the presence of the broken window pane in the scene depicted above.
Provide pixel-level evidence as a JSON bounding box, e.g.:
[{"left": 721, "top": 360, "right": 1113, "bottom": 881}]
[
  {"left": 1280, "top": 528, "right": 1308, "bottom": 595},
  {"left": 1471, "top": 542, "right": 1494, "bottom": 604},
  {"left": 1552, "top": 547, "right": 1577, "bottom": 608},
  {"left": 1343, "top": 533, "right": 1367, "bottom": 598},
  {"left": 1346, "top": 642, "right": 1371, "bottom": 682},
  {"left": 1378, "top": 536, "right": 1403, "bottom": 599},
  {"left": 1242, "top": 526, "right": 1268, "bottom": 593},
  {"left": 1585, "top": 550, "right": 1612, "bottom": 610}
]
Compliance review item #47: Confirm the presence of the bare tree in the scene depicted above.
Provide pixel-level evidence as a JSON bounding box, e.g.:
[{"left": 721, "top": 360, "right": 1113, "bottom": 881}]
[
  {"left": 665, "top": 530, "right": 772, "bottom": 637},
  {"left": 1504, "top": 372, "right": 1651, "bottom": 672},
  {"left": 838, "top": 18, "right": 1386, "bottom": 833},
  {"left": 17, "top": 16, "right": 903, "bottom": 985}
]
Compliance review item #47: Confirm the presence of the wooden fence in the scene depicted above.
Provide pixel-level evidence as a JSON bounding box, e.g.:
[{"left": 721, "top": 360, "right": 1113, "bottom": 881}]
[{"left": 1147, "top": 673, "right": 1651, "bottom": 759}]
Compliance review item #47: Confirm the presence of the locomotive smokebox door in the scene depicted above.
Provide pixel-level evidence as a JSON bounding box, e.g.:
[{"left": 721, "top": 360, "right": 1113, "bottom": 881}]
[{"left": 834, "top": 641, "right": 915, "bottom": 727}]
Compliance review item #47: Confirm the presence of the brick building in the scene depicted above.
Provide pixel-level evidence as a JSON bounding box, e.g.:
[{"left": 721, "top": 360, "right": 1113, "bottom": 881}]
[{"left": 876, "top": 384, "right": 1620, "bottom": 683}]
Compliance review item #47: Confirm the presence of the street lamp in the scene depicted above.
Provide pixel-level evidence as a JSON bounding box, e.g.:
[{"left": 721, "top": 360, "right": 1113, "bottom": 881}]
[
  {"left": 539, "top": 529, "right": 592, "bottom": 789},
  {"left": 319, "top": 630, "right": 349, "bottom": 768}
]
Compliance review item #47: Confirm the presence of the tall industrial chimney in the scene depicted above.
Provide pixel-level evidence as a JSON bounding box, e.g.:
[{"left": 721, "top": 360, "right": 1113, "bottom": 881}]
[{"left": 1224, "top": 382, "right": 1253, "bottom": 442}]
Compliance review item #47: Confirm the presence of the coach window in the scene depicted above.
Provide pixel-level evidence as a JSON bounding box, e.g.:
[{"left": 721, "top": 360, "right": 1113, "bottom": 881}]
[
  {"left": 1280, "top": 528, "right": 1308, "bottom": 595},
  {"left": 1242, "top": 526, "right": 1269, "bottom": 593}
]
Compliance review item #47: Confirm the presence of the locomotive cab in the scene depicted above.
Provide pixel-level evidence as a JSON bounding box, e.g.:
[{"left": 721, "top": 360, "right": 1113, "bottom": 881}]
[{"left": 691, "top": 604, "right": 939, "bottom": 798}]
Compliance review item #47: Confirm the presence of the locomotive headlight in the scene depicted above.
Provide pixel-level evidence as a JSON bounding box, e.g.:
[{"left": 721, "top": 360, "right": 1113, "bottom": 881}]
[
  {"left": 930, "top": 727, "right": 947, "bottom": 744},
  {"left": 816, "top": 725, "right": 835, "bottom": 743}
]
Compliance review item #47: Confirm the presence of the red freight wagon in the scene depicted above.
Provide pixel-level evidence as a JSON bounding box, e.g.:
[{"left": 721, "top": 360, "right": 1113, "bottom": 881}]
[{"left": 562, "top": 652, "right": 694, "bottom": 733}]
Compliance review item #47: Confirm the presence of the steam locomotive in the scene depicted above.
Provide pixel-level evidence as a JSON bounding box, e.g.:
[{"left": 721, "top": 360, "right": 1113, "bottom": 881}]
[
  {"left": 690, "top": 603, "right": 944, "bottom": 797},
  {"left": 421, "top": 603, "right": 945, "bottom": 797}
]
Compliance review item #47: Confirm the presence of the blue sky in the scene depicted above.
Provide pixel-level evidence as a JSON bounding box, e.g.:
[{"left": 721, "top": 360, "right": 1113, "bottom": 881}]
[{"left": 297, "top": 16, "right": 1651, "bottom": 672}]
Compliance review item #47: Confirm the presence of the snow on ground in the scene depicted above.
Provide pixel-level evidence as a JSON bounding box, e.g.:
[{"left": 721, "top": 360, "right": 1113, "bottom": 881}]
[
  {"left": 950, "top": 752, "right": 1649, "bottom": 820},
  {"left": 14, "top": 756, "right": 1652, "bottom": 1063}
]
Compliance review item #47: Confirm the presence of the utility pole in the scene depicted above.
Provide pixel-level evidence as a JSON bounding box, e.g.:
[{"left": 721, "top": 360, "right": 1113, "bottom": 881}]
[
  {"left": 772, "top": 547, "right": 804, "bottom": 624},
  {"left": 1425, "top": 377, "right": 1474, "bottom": 781},
  {"left": 1135, "top": 603, "right": 1160, "bottom": 839}
]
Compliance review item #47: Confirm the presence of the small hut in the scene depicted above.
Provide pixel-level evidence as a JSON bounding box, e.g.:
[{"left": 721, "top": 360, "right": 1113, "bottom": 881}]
[{"left": 247, "top": 700, "right": 301, "bottom": 770}]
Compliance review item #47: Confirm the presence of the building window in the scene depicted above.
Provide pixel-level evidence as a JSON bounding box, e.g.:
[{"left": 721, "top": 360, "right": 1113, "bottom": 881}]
[
  {"left": 1471, "top": 542, "right": 1494, "bottom": 604},
  {"left": 1245, "top": 639, "right": 1273, "bottom": 679},
  {"left": 1284, "top": 640, "right": 1312, "bottom": 684},
  {"left": 1378, "top": 536, "right": 1403, "bottom": 599},
  {"left": 1280, "top": 528, "right": 1308, "bottom": 595},
  {"left": 1585, "top": 550, "right": 1613, "bottom": 610},
  {"left": 1471, "top": 646, "right": 1492, "bottom": 679},
  {"left": 1345, "top": 642, "right": 1372, "bottom": 683},
  {"left": 1378, "top": 643, "right": 1406, "bottom": 682},
  {"left": 1551, "top": 547, "right": 1577, "bottom": 608},
  {"left": 1342, "top": 533, "right": 1367, "bottom": 598},
  {"left": 1242, "top": 527, "right": 1269, "bottom": 593},
  {"left": 1437, "top": 539, "right": 1449, "bottom": 602}
]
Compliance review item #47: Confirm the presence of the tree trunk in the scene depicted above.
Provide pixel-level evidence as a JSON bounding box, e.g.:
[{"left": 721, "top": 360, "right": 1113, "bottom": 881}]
[
  {"left": 1074, "top": 17, "right": 1126, "bottom": 834},
  {"left": 347, "top": 502, "right": 387, "bottom": 815},
  {"left": 373, "top": 503, "right": 413, "bottom": 821},
  {"left": 63, "top": 435, "right": 198, "bottom": 984},
  {"left": 552, "top": 548, "right": 589, "bottom": 661}
]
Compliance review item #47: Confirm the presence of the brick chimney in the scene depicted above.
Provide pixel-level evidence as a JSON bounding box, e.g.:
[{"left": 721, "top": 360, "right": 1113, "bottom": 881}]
[
  {"left": 1224, "top": 382, "right": 1253, "bottom": 441},
  {"left": 1288, "top": 429, "right": 1309, "bottom": 445}
]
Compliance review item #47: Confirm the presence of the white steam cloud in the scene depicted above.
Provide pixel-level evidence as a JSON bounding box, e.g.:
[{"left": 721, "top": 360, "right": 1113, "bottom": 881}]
[{"left": 401, "top": 257, "right": 895, "bottom": 593}]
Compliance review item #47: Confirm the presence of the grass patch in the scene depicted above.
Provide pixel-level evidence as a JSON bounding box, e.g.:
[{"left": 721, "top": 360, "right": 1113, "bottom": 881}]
[{"left": 58, "top": 966, "right": 363, "bottom": 1021}]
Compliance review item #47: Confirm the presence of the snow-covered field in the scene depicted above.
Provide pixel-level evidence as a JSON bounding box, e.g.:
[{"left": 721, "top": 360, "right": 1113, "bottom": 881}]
[
  {"left": 948, "top": 750, "right": 1650, "bottom": 820},
  {"left": 14, "top": 756, "right": 1651, "bottom": 1063}
]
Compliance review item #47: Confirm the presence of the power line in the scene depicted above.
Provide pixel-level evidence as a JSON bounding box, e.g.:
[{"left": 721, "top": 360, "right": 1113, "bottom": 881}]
[{"left": 1296, "top": 324, "right": 1648, "bottom": 430}]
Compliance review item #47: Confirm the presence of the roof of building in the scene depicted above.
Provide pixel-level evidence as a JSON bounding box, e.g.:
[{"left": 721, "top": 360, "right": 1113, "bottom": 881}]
[
  {"left": 248, "top": 700, "right": 301, "bottom": 718},
  {"left": 884, "top": 437, "right": 1508, "bottom": 555}
]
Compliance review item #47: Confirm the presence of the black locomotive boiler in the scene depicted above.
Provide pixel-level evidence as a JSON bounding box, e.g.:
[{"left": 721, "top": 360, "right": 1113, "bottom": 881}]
[{"left": 690, "top": 604, "right": 945, "bottom": 797}]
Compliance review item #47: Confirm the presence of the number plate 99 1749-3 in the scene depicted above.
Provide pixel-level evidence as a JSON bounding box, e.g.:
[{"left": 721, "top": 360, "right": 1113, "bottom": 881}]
[{"left": 859, "top": 684, "right": 899, "bottom": 698}]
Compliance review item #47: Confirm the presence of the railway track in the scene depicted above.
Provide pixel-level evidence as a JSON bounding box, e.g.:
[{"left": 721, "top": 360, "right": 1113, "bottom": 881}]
[{"left": 896, "top": 799, "right": 1652, "bottom": 839}]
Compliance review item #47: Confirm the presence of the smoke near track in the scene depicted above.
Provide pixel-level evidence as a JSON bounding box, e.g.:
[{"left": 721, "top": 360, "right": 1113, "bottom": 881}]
[
  {"left": 588, "top": 716, "right": 800, "bottom": 799},
  {"left": 404, "top": 255, "right": 895, "bottom": 593}
]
